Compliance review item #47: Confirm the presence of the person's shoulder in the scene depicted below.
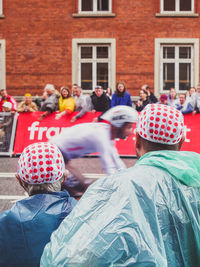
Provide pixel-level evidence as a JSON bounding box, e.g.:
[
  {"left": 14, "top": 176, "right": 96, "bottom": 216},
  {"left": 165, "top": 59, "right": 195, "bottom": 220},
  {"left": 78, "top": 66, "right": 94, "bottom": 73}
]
[
  {"left": 103, "top": 92, "right": 110, "bottom": 100},
  {"left": 0, "top": 209, "right": 9, "bottom": 221},
  {"left": 69, "top": 96, "right": 75, "bottom": 102},
  {"left": 19, "top": 100, "right": 25, "bottom": 105},
  {"left": 125, "top": 91, "right": 131, "bottom": 96},
  {"left": 93, "top": 123, "right": 111, "bottom": 136}
]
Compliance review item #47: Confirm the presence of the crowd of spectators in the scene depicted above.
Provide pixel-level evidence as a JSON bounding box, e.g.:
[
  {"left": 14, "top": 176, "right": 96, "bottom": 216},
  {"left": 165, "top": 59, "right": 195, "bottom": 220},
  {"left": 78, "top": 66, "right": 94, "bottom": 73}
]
[
  {"left": 0, "top": 83, "right": 200, "bottom": 152},
  {"left": 1, "top": 83, "right": 200, "bottom": 120},
  {"left": 1, "top": 82, "right": 200, "bottom": 151}
]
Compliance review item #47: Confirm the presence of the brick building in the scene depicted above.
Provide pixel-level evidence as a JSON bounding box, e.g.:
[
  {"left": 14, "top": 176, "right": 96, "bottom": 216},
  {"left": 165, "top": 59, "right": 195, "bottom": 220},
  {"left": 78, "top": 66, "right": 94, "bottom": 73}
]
[{"left": 0, "top": 0, "right": 199, "bottom": 99}]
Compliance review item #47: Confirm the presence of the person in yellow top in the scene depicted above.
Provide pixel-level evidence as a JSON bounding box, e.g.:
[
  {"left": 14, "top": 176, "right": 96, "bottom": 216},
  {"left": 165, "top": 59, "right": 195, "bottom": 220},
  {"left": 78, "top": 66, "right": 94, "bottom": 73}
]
[{"left": 55, "top": 86, "right": 75, "bottom": 120}]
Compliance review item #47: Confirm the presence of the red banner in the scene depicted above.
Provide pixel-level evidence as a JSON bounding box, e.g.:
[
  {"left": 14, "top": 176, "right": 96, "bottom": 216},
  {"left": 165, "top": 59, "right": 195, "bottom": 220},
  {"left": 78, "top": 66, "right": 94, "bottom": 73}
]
[{"left": 13, "top": 112, "right": 200, "bottom": 155}]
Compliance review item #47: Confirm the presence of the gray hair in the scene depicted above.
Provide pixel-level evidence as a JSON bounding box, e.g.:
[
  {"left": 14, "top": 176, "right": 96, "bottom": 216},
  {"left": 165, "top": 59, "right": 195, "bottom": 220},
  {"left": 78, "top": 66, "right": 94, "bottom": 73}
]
[
  {"left": 44, "top": 83, "right": 55, "bottom": 92},
  {"left": 22, "top": 175, "right": 65, "bottom": 196}
]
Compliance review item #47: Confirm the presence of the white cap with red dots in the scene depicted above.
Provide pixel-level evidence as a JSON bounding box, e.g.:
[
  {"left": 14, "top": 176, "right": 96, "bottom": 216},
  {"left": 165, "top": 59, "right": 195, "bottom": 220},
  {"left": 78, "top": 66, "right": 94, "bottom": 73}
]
[
  {"left": 136, "top": 104, "right": 184, "bottom": 145},
  {"left": 17, "top": 142, "right": 65, "bottom": 184}
]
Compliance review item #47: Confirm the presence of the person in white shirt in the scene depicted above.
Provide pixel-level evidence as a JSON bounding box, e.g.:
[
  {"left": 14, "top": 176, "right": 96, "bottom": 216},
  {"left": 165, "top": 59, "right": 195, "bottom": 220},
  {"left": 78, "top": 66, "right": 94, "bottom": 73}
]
[
  {"left": 50, "top": 105, "right": 138, "bottom": 194},
  {"left": 70, "top": 85, "right": 92, "bottom": 122}
]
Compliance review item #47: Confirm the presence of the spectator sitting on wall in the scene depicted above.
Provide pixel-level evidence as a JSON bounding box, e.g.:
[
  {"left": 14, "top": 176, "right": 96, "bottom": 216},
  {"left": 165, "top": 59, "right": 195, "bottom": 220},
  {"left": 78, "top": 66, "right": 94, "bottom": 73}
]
[
  {"left": 135, "top": 89, "right": 150, "bottom": 111},
  {"left": 0, "top": 142, "right": 77, "bottom": 267},
  {"left": 41, "top": 104, "right": 200, "bottom": 267},
  {"left": 17, "top": 93, "right": 38, "bottom": 113},
  {"left": 38, "top": 84, "right": 59, "bottom": 121},
  {"left": 71, "top": 85, "right": 92, "bottom": 123},
  {"left": 0, "top": 89, "right": 17, "bottom": 112},
  {"left": 167, "top": 87, "right": 178, "bottom": 107},
  {"left": 141, "top": 84, "right": 158, "bottom": 103},
  {"left": 55, "top": 86, "right": 75, "bottom": 120},
  {"left": 175, "top": 93, "right": 194, "bottom": 114},
  {"left": 192, "top": 84, "right": 200, "bottom": 115},
  {"left": 0, "top": 102, "right": 14, "bottom": 151},
  {"left": 91, "top": 85, "right": 110, "bottom": 122},
  {"left": 111, "top": 82, "right": 132, "bottom": 107},
  {"left": 159, "top": 94, "right": 168, "bottom": 105}
]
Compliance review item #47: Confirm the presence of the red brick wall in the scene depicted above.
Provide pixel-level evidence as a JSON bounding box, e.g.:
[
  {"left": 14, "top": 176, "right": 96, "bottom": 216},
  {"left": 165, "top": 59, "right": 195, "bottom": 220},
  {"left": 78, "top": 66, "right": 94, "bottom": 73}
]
[{"left": 0, "top": 0, "right": 199, "bottom": 97}]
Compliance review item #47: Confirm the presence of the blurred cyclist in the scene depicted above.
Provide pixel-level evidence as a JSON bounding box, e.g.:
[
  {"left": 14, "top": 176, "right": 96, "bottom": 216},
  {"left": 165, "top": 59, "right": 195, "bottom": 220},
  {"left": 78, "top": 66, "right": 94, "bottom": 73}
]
[{"left": 50, "top": 105, "right": 138, "bottom": 195}]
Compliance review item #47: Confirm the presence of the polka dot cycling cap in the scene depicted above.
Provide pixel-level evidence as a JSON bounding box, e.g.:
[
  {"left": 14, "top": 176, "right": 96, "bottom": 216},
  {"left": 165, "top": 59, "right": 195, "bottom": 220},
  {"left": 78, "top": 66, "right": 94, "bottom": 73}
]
[
  {"left": 17, "top": 142, "right": 65, "bottom": 184},
  {"left": 137, "top": 104, "right": 184, "bottom": 145}
]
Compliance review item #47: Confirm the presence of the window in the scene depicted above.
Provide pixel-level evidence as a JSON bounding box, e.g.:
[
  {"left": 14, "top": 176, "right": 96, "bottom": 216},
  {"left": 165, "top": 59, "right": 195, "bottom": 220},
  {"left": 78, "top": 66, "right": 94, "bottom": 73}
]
[
  {"left": 72, "top": 39, "right": 116, "bottom": 91},
  {"left": 161, "top": 0, "right": 194, "bottom": 13},
  {"left": 80, "top": 45, "right": 109, "bottom": 90},
  {"left": 154, "top": 39, "right": 199, "bottom": 94},
  {"left": 79, "top": 0, "right": 111, "bottom": 13}
]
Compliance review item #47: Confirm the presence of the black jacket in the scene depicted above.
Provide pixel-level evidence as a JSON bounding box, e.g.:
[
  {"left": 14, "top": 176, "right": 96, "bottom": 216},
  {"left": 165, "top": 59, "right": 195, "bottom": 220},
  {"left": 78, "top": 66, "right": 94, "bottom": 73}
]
[{"left": 91, "top": 92, "right": 110, "bottom": 112}]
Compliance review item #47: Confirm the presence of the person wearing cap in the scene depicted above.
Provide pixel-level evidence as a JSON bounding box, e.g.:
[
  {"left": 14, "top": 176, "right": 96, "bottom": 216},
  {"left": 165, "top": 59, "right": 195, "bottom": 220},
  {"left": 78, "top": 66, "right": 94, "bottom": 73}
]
[
  {"left": 159, "top": 94, "right": 168, "bottom": 105},
  {"left": 55, "top": 86, "right": 75, "bottom": 120},
  {"left": 17, "top": 93, "right": 38, "bottom": 113},
  {"left": 41, "top": 104, "right": 200, "bottom": 266},
  {"left": 0, "top": 88, "right": 17, "bottom": 112},
  {"left": 0, "top": 142, "right": 76, "bottom": 267},
  {"left": 91, "top": 85, "right": 111, "bottom": 122},
  {"left": 0, "top": 101, "right": 14, "bottom": 151},
  {"left": 38, "top": 84, "right": 60, "bottom": 121},
  {"left": 49, "top": 105, "right": 138, "bottom": 195}
]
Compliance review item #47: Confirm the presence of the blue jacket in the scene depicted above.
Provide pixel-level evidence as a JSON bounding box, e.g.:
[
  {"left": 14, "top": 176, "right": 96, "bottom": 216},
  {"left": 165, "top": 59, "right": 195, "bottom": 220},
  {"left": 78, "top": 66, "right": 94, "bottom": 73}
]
[
  {"left": 111, "top": 92, "right": 132, "bottom": 107},
  {"left": 0, "top": 190, "right": 76, "bottom": 267},
  {"left": 176, "top": 102, "right": 194, "bottom": 114}
]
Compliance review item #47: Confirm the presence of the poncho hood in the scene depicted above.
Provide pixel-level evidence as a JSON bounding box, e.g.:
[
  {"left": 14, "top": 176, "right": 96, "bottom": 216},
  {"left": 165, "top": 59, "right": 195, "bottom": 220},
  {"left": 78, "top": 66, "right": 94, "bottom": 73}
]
[{"left": 136, "top": 150, "right": 200, "bottom": 187}]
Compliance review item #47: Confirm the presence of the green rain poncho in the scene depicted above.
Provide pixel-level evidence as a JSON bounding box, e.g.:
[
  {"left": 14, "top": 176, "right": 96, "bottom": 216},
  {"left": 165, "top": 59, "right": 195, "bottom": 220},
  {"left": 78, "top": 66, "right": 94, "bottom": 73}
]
[{"left": 41, "top": 151, "right": 200, "bottom": 267}]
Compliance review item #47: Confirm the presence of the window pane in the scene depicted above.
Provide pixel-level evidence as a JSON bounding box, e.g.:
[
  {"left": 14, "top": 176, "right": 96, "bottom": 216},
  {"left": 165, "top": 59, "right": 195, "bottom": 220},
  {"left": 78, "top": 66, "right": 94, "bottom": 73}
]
[
  {"left": 179, "top": 47, "right": 191, "bottom": 59},
  {"left": 81, "top": 63, "right": 92, "bottom": 90},
  {"left": 97, "top": 47, "right": 108, "bottom": 58},
  {"left": 164, "top": 0, "right": 175, "bottom": 11},
  {"left": 163, "top": 47, "right": 175, "bottom": 58},
  {"left": 179, "top": 63, "right": 191, "bottom": 91},
  {"left": 81, "top": 47, "right": 93, "bottom": 58},
  {"left": 180, "top": 0, "right": 191, "bottom": 11},
  {"left": 97, "top": 0, "right": 109, "bottom": 11},
  {"left": 81, "top": 0, "right": 93, "bottom": 11},
  {"left": 163, "top": 63, "right": 175, "bottom": 90},
  {"left": 97, "top": 63, "right": 108, "bottom": 90}
]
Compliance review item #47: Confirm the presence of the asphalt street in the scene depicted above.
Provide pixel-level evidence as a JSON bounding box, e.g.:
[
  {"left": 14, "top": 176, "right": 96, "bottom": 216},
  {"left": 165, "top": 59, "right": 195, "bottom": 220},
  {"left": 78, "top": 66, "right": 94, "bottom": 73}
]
[{"left": 0, "top": 156, "right": 137, "bottom": 212}]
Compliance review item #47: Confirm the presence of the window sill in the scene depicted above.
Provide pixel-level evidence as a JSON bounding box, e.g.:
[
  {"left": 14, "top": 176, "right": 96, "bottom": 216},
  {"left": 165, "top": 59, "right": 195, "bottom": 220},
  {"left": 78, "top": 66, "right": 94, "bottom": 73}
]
[
  {"left": 155, "top": 13, "right": 199, "bottom": 17},
  {"left": 72, "top": 13, "right": 116, "bottom": 18},
  {"left": 0, "top": 15, "right": 5, "bottom": 19}
]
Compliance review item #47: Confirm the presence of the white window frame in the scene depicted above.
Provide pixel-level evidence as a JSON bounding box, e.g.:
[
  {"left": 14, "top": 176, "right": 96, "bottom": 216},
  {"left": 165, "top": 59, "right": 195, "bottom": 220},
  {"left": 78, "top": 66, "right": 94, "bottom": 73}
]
[
  {"left": 154, "top": 38, "right": 199, "bottom": 96},
  {"left": 72, "top": 38, "right": 116, "bottom": 92},
  {"left": 160, "top": 0, "right": 194, "bottom": 14},
  {"left": 78, "top": 0, "right": 112, "bottom": 14},
  {"left": 0, "top": 40, "right": 6, "bottom": 90},
  {"left": 0, "top": 1, "right": 2, "bottom": 15}
]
